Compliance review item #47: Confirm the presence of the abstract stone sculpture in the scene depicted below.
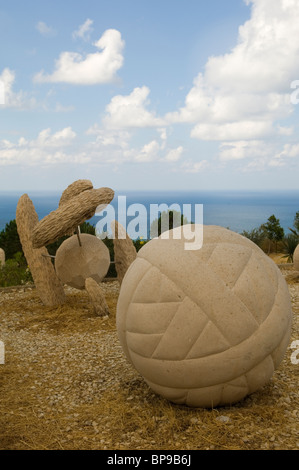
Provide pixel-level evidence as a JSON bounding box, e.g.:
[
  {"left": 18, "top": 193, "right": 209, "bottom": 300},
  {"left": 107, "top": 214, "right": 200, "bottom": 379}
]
[
  {"left": 117, "top": 225, "right": 292, "bottom": 408},
  {"left": 294, "top": 244, "right": 299, "bottom": 271},
  {"left": 0, "top": 248, "right": 5, "bottom": 267},
  {"left": 16, "top": 194, "right": 66, "bottom": 306},
  {"left": 59, "top": 179, "right": 93, "bottom": 207},
  {"left": 111, "top": 220, "right": 137, "bottom": 285},
  {"left": 85, "top": 277, "right": 110, "bottom": 317},
  {"left": 31, "top": 187, "right": 114, "bottom": 248},
  {"left": 55, "top": 234, "right": 110, "bottom": 290}
]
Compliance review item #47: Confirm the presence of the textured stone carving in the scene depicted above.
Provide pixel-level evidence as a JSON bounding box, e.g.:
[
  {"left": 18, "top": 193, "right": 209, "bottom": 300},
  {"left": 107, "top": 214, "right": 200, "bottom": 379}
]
[
  {"left": 16, "top": 194, "right": 65, "bottom": 306},
  {"left": 117, "top": 225, "right": 292, "bottom": 408},
  {"left": 85, "top": 277, "right": 110, "bottom": 317},
  {"left": 32, "top": 187, "right": 114, "bottom": 248},
  {"left": 111, "top": 220, "right": 137, "bottom": 285},
  {"left": 0, "top": 248, "right": 5, "bottom": 267},
  {"left": 59, "top": 179, "right": 93, "bottom": 206},
  {"left": 55, "top": 234, "right": 110, "bottom": 290},
  {"left": 294, "top": 244, "right": 299, "bottom": 271}
]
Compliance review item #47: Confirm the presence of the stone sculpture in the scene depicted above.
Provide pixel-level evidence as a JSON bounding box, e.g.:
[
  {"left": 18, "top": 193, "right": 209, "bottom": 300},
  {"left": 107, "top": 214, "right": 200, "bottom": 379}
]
[
  {"left": 15, "top": 181, "right": 115, "bottom": 313},
  {"left": 294, "top": 244, "right": 299, "bottom": 271},
  {"left": 0, "top": 248, "right": 5, "bottom": 267},
  {"left": 111, "top": 220, "right": 137, "bottom": 285},
  {"left": 59, "top": 179, "right": 93, "bottom": 206},
  {"left": 16, "top": 194, "right": 66, "bottom": 306},
  {"left": 85, "top": 277, "right": 110, "bottom": 317},
  {"left": 116, "top": 225, "right": 292, "bottom": 408},
  {"left": 55, "top": 233, "right": 110, "bottom": 290},
  {"left": 31, "top": 187, "right": 114, "bottom": 249}
]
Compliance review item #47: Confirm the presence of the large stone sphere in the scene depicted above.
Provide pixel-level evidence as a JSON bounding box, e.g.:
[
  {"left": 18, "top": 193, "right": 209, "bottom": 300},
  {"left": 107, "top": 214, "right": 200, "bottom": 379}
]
[
  {"left": 294, "top": 244, "right": 299, "bottom": 271},
  {"left": 116, "top": 225, "right": 292, "bottom": 408},
  {"left": 55, "top": 234, "right": 110, "bottom": 289}
]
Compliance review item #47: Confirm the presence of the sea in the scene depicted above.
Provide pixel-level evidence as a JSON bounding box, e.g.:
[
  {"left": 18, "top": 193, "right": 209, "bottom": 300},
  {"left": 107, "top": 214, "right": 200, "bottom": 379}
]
[{"left": 0, "top": 189, "right": 298, "bottom": 239}]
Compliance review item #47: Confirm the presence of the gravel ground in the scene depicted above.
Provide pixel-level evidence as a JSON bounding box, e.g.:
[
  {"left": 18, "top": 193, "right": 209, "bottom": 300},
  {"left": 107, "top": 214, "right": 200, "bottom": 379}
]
[{"left": 0, "top": 272, "right": 298, "bottom": 451}]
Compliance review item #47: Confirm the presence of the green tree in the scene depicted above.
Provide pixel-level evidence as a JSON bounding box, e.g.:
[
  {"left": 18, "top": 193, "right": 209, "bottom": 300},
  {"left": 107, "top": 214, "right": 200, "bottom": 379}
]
[
  {"left": 288, "top": 211, "right": 299, "bottom": 238},
  {"left": 282, "top": 233, "right": 298, "bottom": 263},
  {"left": 150, "top": 210, "right": 189, "bottom": 238},
  {"left": 261, "top": 215, "right": 285, "bottom": 253},
  {"left": 0, "top": 220, "right": 22, "bottom": 260},
  {"left": 240, "top": 226, "right": 266, "bottom": 248}
]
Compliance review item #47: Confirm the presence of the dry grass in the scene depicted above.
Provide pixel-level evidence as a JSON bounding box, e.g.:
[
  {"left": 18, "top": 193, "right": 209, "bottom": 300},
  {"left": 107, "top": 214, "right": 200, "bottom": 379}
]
[
  {"left": 0, "top": 262, "right": 298, "bottom": 451},
  {"left": 268, "top": 253, "right": 290, "bottom": 264}
]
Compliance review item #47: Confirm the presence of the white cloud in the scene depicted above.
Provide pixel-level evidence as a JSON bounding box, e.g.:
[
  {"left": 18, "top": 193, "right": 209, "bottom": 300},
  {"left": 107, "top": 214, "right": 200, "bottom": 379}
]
[
  {"left": 0, "top": 127, "right": 80, "bottom": 166},
  {"left": 86, "top": 125, "right": 131, "bottom": 150},
  {"left": 180, "top": 160, "right": 209, "bottom": 173},
  {"left": 36, "top": 21, "right": 56, "bottom": 37},
  {"left": 134, "top": 140, "right": 161, "bottom": 162},
  {"left": 165, "top": 146, "right": 184, "bottom": 162},
  {"left": 54, "top": 102, "right": 75, "bottom": 113},
  {"left": 0, "top": 68, "right": 36, "bottom": 109},
  {"left": 34, "top": 29, "right": 125, "bottom": 85},
  {"left": 35, "top": 127, "right": 76, "bottom": 147},
  {"left": 277, "top": 125, "right": 294, "bottom": 136},
  {"left": 103, "top": 86, "right": 165, "bottom": 128},
  {"left": 191, "top": 121, "right": 274, "bottom": 141},
  {"left": 166, "top": 0, "right": 299, "bottom": 146},
  {"left": 217, "top": 139, "right": 298, "bottom": 171},
  {"left": 218, "top": 140, "right": 269, "bottom": 162},
  {"left": 269, "top": 142, "right": 299, "bottom": 167},
  {"left": 73, "top": 19, "right": 94, "bottom": 41}
]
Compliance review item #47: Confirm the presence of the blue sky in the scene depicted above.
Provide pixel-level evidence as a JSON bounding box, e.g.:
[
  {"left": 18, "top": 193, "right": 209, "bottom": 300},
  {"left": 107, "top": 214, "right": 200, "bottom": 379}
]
[{"left": 1, "top": 0, "right": 299, "bottom": 192}]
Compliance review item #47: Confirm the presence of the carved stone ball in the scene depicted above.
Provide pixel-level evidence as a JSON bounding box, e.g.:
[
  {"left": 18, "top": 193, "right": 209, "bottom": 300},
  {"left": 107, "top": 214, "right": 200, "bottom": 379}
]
[
  {"left": 55, "top": 234, "right": 110, "bottom": 289},
  {"left": 117, "top": 225, "right": 292, "bottom": 408},
  {"left": 294, "top": 244, "right": 299, "bottom": 271}
]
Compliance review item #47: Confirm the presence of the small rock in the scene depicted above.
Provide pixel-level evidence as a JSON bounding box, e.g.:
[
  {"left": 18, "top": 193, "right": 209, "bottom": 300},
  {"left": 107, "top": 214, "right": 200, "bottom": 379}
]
[
  {"left": 190, "top": 417, "right": 199, "bottom": 425},
  {"left": 216, "top": 415, "right": 231, "bottom": 423}
]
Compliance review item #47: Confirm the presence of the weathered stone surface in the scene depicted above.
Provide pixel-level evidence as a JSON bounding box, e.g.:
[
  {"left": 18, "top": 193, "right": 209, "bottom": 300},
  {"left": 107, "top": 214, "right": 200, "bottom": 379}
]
[
  {"left": 16, "top": 194, "right": 65, "bottom": 306},
  {"left": 32, "top": 187, "right": 115, "bottom": 248},
  {"left": 55, "top": 234, "right": 110, "bottom": 290},
  {"left": 0, "top": 248, "right": 5, "bottom": 267},
  {"left": 294, "top": 244, "right": 299, "bottom": 271},
  {"left": 117, "top": 225, "right": 292, "bottom": 408},
  {"left": 59, "top": 179, "right": 93, "bottom": 207},
  {"left": 85, "top": 277, "right": 110, "bottom": 317},
  {"left": 111, "top": 220, "right": 137, "bottom": 285}
]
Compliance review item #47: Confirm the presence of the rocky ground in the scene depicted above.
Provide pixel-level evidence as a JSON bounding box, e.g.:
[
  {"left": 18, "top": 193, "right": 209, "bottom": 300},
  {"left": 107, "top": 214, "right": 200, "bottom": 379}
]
[{"left": 0, "top": 268, "right": 298, "bottom": 451}]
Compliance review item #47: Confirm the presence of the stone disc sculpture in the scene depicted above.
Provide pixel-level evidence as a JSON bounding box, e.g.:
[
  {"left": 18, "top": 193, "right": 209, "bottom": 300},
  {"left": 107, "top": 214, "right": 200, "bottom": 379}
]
[
  {"left": 55, "top": 234, "right": 110, "bottom": 290},
  {"left": 31, "top": 187, "right": 114, "bottom": 249},
  {"left": 116, "top": 225, "right": 292, "bottom": 408},
  {"left": 294, "top": 244, "right": 299, "bottom": 271},
  {"left": 0, "top": 248, "right": 5, "bottom": 267},
  {"left": 16, "top": 194, "right": 66, "bottom": 306}
]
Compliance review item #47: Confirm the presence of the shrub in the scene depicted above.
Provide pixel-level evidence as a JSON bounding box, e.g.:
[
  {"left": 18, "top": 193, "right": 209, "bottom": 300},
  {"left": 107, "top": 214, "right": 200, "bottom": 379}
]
[
  {"left": 282, "top": 233, "right": 299, "bottom": 263},
  {"left": 0, "top": 253, "right": 33, "bottom": 287}
]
